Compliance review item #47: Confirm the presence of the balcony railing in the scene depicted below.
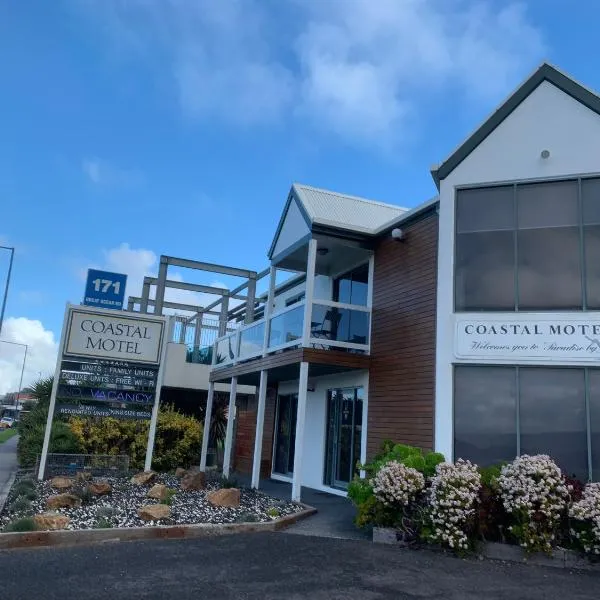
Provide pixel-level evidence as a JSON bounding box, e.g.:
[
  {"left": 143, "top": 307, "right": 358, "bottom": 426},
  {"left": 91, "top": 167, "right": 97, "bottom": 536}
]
[{"left": 211, "top": 299, "right": 371, "bottom": 368}]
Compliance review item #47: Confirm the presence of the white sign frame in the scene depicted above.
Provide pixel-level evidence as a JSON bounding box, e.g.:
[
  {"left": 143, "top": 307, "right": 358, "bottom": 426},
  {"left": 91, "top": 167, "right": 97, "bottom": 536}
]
[{"left": 38, "top": 304, "right": 169, "bottom": 480}]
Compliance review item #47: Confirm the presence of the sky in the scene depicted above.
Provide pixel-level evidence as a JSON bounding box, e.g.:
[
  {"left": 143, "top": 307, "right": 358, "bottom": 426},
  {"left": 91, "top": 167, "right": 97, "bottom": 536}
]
[{"left": 1, "top": 0, "right": 599, "bottom": 394}]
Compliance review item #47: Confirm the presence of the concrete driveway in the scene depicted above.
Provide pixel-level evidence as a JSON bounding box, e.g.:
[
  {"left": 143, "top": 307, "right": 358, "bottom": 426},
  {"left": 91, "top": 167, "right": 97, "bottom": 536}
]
[{"left": 0, "top": 532, "right": 597, "bottom": 600}]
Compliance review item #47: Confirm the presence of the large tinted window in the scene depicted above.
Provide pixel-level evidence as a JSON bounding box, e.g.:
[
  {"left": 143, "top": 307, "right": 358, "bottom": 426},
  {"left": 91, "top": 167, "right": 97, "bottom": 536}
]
[
  {"left": 334, "top": 263, "right": 369, "bottom": 306},
  {"left": 455, "top": 178, "right": 600, "bottom": 311},
  {"left": 589, "top": 370, "right": 600, "bottom": 482},
  {"left": 454, "top": 366, "right": 517, "bottom": 465},
  {"left": 455, "top": 187, "right": 515, "bottom": 311}
]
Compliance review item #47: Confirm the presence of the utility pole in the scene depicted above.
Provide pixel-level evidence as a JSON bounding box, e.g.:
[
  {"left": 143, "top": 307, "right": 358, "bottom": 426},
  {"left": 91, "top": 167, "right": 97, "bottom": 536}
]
[
  {"left": 0, "top": 246, "right": 15, "bottom": 337},
  {"left": 0, "top": 340, "right": 28, "bottom": 403}
]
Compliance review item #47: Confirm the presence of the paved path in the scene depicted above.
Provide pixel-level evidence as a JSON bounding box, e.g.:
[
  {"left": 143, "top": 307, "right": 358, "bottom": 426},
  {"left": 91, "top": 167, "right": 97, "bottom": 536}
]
[
  {"left": 0, "top": 434, "right": 18, "bottom": 494},
  {"left": 0, "top": 533, "right": 598, "bottom": 599}
]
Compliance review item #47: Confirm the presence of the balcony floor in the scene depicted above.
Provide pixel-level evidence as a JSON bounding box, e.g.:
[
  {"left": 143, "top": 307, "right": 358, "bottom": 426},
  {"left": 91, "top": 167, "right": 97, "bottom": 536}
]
[{"left": 209, "top": 347, "right": 370, "bottom": 385}]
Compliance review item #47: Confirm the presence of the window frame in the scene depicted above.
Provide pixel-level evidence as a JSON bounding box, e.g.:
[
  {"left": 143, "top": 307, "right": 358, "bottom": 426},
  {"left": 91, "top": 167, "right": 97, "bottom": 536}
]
[{"left": 453, "top": 175, "right": 600, "bottom": 312}]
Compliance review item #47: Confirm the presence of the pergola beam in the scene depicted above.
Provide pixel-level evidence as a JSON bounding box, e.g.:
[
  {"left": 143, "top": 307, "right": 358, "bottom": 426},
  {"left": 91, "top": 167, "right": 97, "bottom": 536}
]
[
  {"left": 162, "top": 256, "right": 257, "bottom": 279},
  {"left": 143, "top": 276, "right": 247, "bottom": 300},
  {"left": 128, "top": 296, "right": 221, "bottom": 317}
]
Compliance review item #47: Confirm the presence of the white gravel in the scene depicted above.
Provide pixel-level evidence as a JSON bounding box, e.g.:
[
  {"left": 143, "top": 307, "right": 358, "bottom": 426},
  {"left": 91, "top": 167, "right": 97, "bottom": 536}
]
[{"left": 0, "top": 473, "right": 303, "bottom": 531}]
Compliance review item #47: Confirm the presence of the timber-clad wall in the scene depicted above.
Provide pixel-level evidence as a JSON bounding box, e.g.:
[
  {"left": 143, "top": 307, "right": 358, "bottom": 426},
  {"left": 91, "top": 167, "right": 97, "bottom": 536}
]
[{"left": 368, "top": 209, "right": 438, "bottom": 459}]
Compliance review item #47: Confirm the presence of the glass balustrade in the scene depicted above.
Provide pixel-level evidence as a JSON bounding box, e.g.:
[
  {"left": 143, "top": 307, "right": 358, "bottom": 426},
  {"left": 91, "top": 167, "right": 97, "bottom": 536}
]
[
  {"left": 238, "top": 321, "right": 266, "bottom": 360},
  {"left": 268, "top": 304, "right": 304, "bottom": 349},
  {"left": 310, "top": 303, "right": 370, "bottom": 346}
]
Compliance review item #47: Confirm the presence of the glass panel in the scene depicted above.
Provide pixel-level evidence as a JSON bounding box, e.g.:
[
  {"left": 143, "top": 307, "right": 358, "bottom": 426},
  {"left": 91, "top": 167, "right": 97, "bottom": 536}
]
[
  {"left": 215, "top": 334, "right": 236, "bottom": 364},
  {"left": 517, "top": 180, "right": 579, "bottom": 229},
  {"left": 273, "top": 394, "right": 297, "bottom": 476},
  {"left": 186, "top": 345, "right": 213, "bottom": 365},
  {"left": 454, "top": 366, "right": 517, "bottom": 466},
  {"left": 336, "top": 389, "right": 355, "bottom": 485},
  {"left": 517, "top": 226, "right": 582, "bottom": 309},
  {"left": 455, "top": 231, "right": 515, "bottom": 311},
  {"left": 268, "top": 305, "right": 304, "bottom": 348},
  {"left": 353, "top": 389, "right": 364, "bottom": 475},
  {"left": 519, "top": 368, "right": 588, "bottom": 481},
  {"left": 333, "top": 263, "right": 369, "bottom": 306},
  {"left": 589, "top": 370, "right": 600, "bottom": 482},
  {"left": 311, "top": 304, "right": 369, "bottom": 345},
  {"left": 456, "top": 186, "right": 514, "bottom": 233},
  {"left": 238, "top": 322, "right": 265, "bottom": 359},
  {"left": 582, "top": 178, "right": 600, "bottom": 225},
  {"left": 585, "top": 225, "right": 600, "bottom": 309}
]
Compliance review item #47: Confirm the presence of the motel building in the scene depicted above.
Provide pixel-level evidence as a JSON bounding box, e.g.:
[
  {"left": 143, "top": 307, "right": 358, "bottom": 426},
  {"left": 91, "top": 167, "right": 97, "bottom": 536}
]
[{"left": 140, "top": 63, "right": 600, "bottom": 501}]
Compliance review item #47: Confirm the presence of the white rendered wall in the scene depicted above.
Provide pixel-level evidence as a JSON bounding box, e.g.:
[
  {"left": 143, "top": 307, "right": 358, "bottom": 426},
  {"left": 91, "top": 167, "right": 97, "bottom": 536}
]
[
  {"left": 272, "top": 199, "right": 310, "bottom": 258},
  {"left": 277, "top": 369, "right": 369, "bottom": 494},
  {"left": 435, "top": 81, "right": 600, "bottom": 460}
]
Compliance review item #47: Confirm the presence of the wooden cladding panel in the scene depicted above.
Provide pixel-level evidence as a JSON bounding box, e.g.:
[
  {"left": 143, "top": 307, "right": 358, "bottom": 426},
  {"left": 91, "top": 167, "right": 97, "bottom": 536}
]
[{"left": 368, "top": 211, "right": 438, "bottom": 459}]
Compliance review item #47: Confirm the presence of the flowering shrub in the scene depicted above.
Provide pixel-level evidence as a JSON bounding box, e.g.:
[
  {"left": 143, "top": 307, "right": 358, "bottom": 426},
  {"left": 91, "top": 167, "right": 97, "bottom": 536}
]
[
  {"left": 497, "top": 454, "right": 569, "bottom": 554},
  {"left": 570, "top": 482, "right": 600, "bottom": 556},
  {"left": 425, "top": 459, "right": 481, "bottom": 552},
  {"left": 372, "top": 461, "right": 425, "bottom": 507}
]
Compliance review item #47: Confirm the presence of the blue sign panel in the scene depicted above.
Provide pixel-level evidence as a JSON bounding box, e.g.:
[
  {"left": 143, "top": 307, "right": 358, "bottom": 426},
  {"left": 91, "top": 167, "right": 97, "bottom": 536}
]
[{"left": 84, "top": 269, "right": 127, "bottom": 310}]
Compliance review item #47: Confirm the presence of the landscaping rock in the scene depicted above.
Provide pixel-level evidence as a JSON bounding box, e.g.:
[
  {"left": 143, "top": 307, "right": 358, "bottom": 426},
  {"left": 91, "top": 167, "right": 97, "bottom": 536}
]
[
  {"left": 33, "top": 512, "right": 70, "bottom": 531},
  {"left": 174, "top": 468, "right": 188, "bottom": 479},
  {"left": 181, "top": 471, "right": 205, "bottom": 491},
  {"left": 88, "top": 482, "right": 112, "bottom": 496},
  {"left": 137, "top": 504, "right": 171, "bottom": 521},
  {"left": 207, "top": 488, "right": 240, "bottom": 508},
  {"left": 50, "top": 477, "right": 73, "bottom": 490},
  {"left": 147, "top": 484, "right": 168, "bottom": 500},
  {"left": 46, "top": 493, "right": 82, "bottom": 510},
  {"left": 75, "top": 471, "right": 92, "bottom": 482},
  {"left": 130, "top": 471, "right": 156, "bottom": 486}
]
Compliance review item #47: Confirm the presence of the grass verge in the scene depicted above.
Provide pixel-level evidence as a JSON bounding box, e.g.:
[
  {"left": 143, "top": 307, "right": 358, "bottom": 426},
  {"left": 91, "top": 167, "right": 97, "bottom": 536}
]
[{"left": 0, "top": 429, "right": 18, "bottom": 443}]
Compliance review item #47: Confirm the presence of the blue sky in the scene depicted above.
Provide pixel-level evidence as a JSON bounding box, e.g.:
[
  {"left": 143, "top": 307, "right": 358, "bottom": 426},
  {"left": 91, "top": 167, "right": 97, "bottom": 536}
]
[{"left": 1, "top": 0, "right": 599, "bottom": 391}]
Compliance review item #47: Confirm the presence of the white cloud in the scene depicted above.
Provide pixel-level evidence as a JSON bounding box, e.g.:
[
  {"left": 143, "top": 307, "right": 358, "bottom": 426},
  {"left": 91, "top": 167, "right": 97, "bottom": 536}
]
[
  {"left": 82, "top": 157, "right": 143, "bottom": 187},
  {"left": 73, "top": 0, "right": 545, "bottom": 147},
  {"left": 0, "top": 318, "right": 58, "bottom": 395}
]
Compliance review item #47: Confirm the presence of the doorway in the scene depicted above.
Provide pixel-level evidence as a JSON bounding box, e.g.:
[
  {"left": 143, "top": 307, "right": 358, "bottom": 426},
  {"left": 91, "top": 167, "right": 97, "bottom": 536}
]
[
  {"left": 324, "top": 387, "right": 363, "bottom": 489},
  {"left": 273, "top": 394, "right": 298, "bottom": 476}
]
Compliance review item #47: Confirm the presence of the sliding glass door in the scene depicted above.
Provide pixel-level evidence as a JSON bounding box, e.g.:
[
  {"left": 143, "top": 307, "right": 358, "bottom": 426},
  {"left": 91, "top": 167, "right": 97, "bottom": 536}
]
[{"left": 324, "top": 387, "right": 363, "bottom": 489}]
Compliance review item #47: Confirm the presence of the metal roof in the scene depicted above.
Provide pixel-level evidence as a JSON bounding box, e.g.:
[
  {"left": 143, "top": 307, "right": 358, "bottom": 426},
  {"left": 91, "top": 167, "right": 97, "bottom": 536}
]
[
  {"left": 431, "top": 62, "right": 600, "bottom": 188},
  {"left": 292, "top": 183, "right": 407, "bottom": 234}
]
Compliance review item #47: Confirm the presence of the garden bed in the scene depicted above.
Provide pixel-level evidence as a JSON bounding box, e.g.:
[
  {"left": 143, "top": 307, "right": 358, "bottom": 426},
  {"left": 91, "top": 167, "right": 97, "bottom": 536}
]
[{"left": 0, "top": 471, "right": 304, "bottom": 532}]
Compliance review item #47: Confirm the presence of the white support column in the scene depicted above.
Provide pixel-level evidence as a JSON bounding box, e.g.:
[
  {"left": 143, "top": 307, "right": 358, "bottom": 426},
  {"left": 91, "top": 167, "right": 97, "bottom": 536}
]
[
  {"left": 292, "top": 361, "right": 309, "bottom": 502},
  {"left": 154, "top": 257, "right": 168, "bottom": 315},
  {"left": 200, "top": 381, "right": 215, "bottom": 471},
  {"left": 262, "top": 266, "right": 277, "bottom": 356},
  {"left": 222, "top": 376, "right": 237, "bottom": 479},
  {"left": 302, "top": 239, "right": 318, "bottom": 347},
  {"left": 251, "top": 370, "right": 268, "bottom": 488}
]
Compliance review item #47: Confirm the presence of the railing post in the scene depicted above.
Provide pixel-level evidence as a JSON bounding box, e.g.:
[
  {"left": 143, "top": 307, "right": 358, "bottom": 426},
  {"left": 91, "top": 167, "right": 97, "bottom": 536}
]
[
  {"left": 245, "top": 274, "right": 257, "bottom": 324},
  {"left": 302, "top": 239, "right": 318, "bottom": 347},
  {"left": 262, "top": 266, "right": 277, "bottom": 356}
]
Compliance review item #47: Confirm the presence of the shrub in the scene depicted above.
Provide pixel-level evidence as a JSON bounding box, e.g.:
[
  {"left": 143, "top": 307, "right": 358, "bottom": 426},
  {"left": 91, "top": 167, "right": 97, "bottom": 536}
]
[
  {"left": 498, "top": 454, "right": 569, "bottom": 554},
  {"left": 267, "top": 507, "right": 280, "bottom": 518},
  {"left": 360, "top": 441, "right": 445, "bottom": 479},
  {"left": 372, "top": 462, "right": 425, "bottom": 507},
  {"left": 4, "top": 517, "right": 38, "bottom": 532},
  {"left": 570, "top": 482, "right": 600, "bottom": 556},
  {"left": 69, "top": 404, "right": 202, "bottom": 471},
  {"left": 9, "top": 496, "right": 33, "bottom": 515},
  {"left": 94, "top": 517, "right": 113, "bottom": 529},
  {"left": 347, "top": 477, "right": 374, "bottom": 507},
  {"left": 72, "top": 484, "right": 94, "bottom": 505},
  {"left": 160, "top": 488, "right": 177, "bottom": 506},
  {"left": 424, "top": 459, "right": 481, "bottom": 552},
  {"left": 220, "top": 475, "right": 238, "bottom": 489},
  {"left": 18, "top": 421, "right": 81, "bottom": 468},
  {"left": 12, "top": 480, "right": 38, "bottom": 501}
]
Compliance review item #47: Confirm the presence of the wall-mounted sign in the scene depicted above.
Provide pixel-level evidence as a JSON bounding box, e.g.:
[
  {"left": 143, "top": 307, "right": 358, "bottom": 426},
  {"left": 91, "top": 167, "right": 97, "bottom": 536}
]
[
  {"left": 57, "top": 404, "right": 151, "bottom": 420},
  {"left": 57, "top": 385, "right": 155, "bottom": 405},
  {"left": 84, "top": 269, "right": 127, "bottom": 310},
  {"left": 65, "top": 308, "right": 165, "bottom": 364},
  {"left": 455, "top": 316, "right": 600, "bottom": 362}
]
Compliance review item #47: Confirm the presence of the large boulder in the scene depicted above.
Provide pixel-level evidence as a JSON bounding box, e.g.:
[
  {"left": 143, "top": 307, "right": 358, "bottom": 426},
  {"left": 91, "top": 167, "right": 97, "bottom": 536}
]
[
  {"left": 207, "top": 488, "right": 241, "bottom": 508},
  {"left": 181, "top": 471, "right": 205, "bottom": 491},
  {"left": 147, "top": 484, "right": 169, "bottom": 501},
  {"left": 130, "top": 471, "right": 156, "bottom": 486},
  {"left": 138, "top": 504, "right": 171, "bottom": 521},
  {"left": 33, "top": 512, "right": 70, "bottom": 530},
  {"left": 50, "top": 477, "right": 74, "bottom": 490},
  {"left": 174, "top": 468, "right": 188, "bottom": 479},
  {"left": 88, "top": 481, "right": 112, "bottom": 496},
  {"left": 75, "top": 471, "right": 92, "bottom": 482},
  {"left": 46, "top": 493, "right": 81, "bottom": 510}
]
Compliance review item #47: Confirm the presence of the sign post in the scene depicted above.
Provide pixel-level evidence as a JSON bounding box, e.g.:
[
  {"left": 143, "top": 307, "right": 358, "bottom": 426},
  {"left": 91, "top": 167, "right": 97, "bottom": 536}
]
[{"left": 38, "top": 304, "right": 166, "bottom": 480}]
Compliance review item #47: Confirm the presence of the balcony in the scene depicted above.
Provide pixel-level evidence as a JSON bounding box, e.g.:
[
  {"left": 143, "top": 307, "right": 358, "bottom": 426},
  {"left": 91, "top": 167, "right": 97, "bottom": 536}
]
[{"left": 211, "top": 299, "right": 371, "bottom": 368}]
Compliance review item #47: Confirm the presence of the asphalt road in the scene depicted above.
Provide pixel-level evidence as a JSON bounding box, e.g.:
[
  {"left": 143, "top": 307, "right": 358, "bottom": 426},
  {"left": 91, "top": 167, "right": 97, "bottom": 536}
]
[
  {"left": 0, "top": 434, "right": 18, "bottom": 493},
  {"left": 1, "top": 532, "right": 598, "bottom": 600}
]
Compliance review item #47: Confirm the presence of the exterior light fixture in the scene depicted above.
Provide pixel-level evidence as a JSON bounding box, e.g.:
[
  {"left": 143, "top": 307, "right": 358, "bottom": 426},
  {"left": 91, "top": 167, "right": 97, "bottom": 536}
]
[
  {"left": 391, "top": 228, "right": 405, "bottom": 241},
  {"left": 541, "top": 149, "right": 550, "bottom": 159}
]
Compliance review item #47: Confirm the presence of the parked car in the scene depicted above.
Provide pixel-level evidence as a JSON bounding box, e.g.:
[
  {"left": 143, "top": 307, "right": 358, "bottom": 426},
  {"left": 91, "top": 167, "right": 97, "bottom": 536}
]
[{"left": 0, "top": 417, "right": 15, "bottom": 429}]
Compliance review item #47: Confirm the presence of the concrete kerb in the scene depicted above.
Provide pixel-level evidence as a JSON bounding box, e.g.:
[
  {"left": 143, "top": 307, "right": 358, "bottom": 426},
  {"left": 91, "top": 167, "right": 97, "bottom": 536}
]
[
  {"left": 0, "top": 505, "right": 318, "bottom": 551},
  {"left": 0, "top": 472, "right": 17, "bottom": 515}
]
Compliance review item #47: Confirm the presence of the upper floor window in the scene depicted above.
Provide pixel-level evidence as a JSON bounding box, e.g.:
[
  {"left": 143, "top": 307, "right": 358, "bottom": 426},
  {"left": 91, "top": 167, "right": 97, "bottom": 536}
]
[
  {"left": 333, "top": 263, "right": 369, "bottom": 306},
  {"left": 455, "top": 178, "right": 600, "bottom": 311}
]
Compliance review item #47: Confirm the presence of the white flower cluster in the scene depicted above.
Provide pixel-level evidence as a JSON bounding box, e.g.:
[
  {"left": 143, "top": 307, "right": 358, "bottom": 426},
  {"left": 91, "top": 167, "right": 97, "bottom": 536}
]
[
  {"left": 427, "top": 459, "right": 481, "bottom": 551},
  {"left": 372, "top": 461, "right": 425, "bottom": 507},
  {"left": 570, "top": 482, "right": 600, "bottom": 555},
  {"left": 497, "top": 454, "right": 569, "bottom": 553}
]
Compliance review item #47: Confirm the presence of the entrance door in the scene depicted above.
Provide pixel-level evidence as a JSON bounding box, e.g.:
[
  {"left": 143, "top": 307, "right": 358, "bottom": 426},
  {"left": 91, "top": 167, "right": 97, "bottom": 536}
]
[
  {"left": 273, "top": 394, "right": 298, "bottom": 476},
  {"left": 324, "top": 387, "right": 363, "bottom": 489}
]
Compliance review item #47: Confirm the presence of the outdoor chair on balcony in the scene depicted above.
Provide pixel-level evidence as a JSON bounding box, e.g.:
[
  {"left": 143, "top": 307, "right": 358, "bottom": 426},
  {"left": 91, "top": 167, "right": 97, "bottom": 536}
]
[{"left": 311, "top": 309, "right": 342, "bottom": 349}]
